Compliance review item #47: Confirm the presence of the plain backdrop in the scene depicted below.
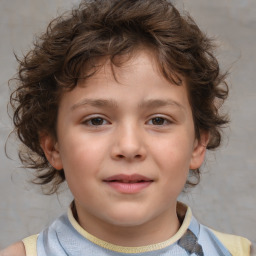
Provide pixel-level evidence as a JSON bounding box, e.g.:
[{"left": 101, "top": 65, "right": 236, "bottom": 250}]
[{"left": 0, "top": 0, "right": 255, "bottom": 250}]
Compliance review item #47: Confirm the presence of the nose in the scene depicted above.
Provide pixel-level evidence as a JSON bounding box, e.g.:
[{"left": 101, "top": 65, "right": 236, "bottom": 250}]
[{"left": 110, "top": 123, "right": 146, "bottom": 161}]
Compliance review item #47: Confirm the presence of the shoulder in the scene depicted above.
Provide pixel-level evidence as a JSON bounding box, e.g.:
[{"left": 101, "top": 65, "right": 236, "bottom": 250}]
[
  {"left": 210, "top": 228, "right": 251, "bottom": 256},
  {"left": 0, "top": 241, "right": 26, "bottom": 256}
]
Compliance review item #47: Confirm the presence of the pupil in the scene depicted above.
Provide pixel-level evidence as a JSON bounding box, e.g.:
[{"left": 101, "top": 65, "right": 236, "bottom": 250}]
[
  {"left": 152, "top": 117, "right": 164, "bottom": 125},
  {"left": 91, "top": 118, "right": 103, "bottom": 125}
]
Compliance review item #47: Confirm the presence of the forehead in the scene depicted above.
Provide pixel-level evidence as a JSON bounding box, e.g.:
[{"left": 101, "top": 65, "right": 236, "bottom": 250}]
[
  {"left": 77, "top": 50, "right": 184, "bottom": 89},
  {"left": 59, "top": 51, "right": 191, "bottom": 112}
]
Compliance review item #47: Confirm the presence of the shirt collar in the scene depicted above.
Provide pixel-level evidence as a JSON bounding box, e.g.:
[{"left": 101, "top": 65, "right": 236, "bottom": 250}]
[{"left": 67, "top": 201, "right": 194, "bottom": 253}]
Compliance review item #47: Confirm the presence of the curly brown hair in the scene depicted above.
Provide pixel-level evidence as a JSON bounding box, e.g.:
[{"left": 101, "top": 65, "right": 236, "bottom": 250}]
[{"left": 10, "top": 0, "right": 229, "bottom": 193}]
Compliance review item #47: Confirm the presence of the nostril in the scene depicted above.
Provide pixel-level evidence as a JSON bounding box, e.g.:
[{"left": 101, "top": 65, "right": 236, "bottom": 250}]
[{"left": 116, "top": 154, "right": 142, "bottom": 159}]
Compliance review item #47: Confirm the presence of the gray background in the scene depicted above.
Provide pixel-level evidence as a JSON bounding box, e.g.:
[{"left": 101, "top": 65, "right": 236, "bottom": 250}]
[{"left": 0, "top": 0, "right": 255, "bottom": 250}]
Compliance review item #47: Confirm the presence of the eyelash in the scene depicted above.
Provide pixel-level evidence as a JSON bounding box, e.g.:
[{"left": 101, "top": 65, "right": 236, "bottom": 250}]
[
  {"left": 82, "top": 116, "right": 172, "bottom": 127},
  {"left": 82, "top": 117, "right": 110, "bottom": 126},
  {"left": 147, "top": 117, "right": 172, "bottom": 126}
]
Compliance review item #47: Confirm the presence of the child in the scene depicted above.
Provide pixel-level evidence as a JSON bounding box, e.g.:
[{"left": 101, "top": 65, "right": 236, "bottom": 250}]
[{"left": 1, "top": 0, "right": 251, "bottom": 255}]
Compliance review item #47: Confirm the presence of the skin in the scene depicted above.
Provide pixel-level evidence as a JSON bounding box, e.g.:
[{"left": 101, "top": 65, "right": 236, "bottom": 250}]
[
  {"left": 2, "top": 50, "right": 208, "bottom": 254},
  {"left": 0, "top": 242, "right": 25, "bottom": 256},
  {"left": 44, "top": 50, "right": 208, "bottom": 246}
]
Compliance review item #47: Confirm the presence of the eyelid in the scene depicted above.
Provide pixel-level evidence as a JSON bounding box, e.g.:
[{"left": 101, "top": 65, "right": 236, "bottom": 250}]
[
  {"left": 82, "top": 115, "right": 111, "bottom": 126},
  {"left": 146, "top": 115, "right": 173, "bottom": 125}
]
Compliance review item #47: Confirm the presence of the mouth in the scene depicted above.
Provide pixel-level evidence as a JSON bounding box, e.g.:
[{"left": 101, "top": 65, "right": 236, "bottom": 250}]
[
  {"left": 104, "top": 174, "right": 153, "bottom": 183},
  {"left": 103, "top": 174, "right": 153, "bottom": 194}
]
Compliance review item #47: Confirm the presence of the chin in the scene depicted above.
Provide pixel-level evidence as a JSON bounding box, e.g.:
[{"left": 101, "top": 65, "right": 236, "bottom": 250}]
[
  {"left": 105, "top": 208, "right": 152, "bottom": 227},
  {"left": 109, "top": 218, "right": 149, "bottom": 228}
]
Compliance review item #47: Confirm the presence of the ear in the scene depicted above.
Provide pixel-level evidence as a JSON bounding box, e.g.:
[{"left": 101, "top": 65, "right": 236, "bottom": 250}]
[
  {"left": 189, "top": 132, "right": 209, "bottom": 170},
  {"left": 40, "top": 134, "right": 63, "bottom": 170}
]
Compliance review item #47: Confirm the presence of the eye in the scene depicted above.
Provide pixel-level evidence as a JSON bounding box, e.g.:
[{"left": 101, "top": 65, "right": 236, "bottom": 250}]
[
  {"left": 148, "top": 117, "right": 171, "bottom": 126},
  {"left": 83, "top": 117, "right": 109, "bottom": 126}
]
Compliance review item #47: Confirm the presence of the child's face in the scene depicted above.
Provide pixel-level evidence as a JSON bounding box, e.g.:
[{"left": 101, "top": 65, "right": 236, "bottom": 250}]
[{"left": 42, "top": 50, "right": 207, "bottom": 239}]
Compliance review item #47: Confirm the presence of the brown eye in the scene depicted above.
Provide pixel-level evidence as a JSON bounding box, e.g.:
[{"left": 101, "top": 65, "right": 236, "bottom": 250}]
[
  {"left": 91, "top": 118, "right": 104, "bottom": 125},
  {"left": 84, "top": 117, "right": 109, "bottom": 126},
  {"left": 151, "top": 117, "right": 166, "bottom": 125}
]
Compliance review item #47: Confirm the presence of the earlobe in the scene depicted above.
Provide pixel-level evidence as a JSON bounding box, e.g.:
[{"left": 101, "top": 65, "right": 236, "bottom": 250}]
[
  {"left": 189, "top": 132, "right": 209, "bottom": 170},
  {"left": 40, "top": 134, "right": 63, "bottom": 170}
]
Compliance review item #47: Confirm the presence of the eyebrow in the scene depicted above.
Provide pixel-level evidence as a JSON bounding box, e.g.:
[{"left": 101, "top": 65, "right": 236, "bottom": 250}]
[
  {"left": 71, "top": 98, "right": 118, "bottom": 111},
  {"left": 71, "top": 98, "right": 184, "bottom": 111},
  {"left": 138, "top": 99, "right": 184, "bottom": 110}
]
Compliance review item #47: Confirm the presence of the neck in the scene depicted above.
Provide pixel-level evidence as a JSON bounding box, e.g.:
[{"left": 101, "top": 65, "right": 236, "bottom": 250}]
[{"left": 72, "top": 201, "right": 181, "bottom": 247}]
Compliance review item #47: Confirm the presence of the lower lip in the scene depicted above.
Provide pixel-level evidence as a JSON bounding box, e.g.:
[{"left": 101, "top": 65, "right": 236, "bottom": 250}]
[{"left": 105, "top": 181, "right": 152, "bottom": 194}]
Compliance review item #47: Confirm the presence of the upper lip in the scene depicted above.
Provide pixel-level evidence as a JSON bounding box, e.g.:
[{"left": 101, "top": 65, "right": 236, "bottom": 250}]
[{"left": 103, "top": 174, "right": 153, "bottom": 183}]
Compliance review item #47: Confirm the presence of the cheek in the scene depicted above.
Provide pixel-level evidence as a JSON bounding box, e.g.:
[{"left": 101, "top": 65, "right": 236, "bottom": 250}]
[
  {"left": 152, "top": 134, "right": 193, "bottom": 168},
  {"left": 59, "top": 133, "right": 109, "bottom": 177},
  {"left": 150, "top": 134, "right": 192, "bottom": 188},
  {"left": 60, "top": 137, "right": 106, "bottom": 200}
]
